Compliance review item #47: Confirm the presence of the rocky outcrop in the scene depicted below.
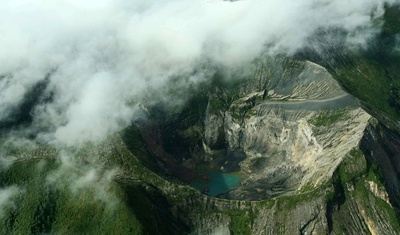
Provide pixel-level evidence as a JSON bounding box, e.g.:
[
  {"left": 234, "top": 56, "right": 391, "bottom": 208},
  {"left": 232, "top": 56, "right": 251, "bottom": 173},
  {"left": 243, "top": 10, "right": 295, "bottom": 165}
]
[
  {"left": 201, "top": 60, "right": 371, "bottom": 200},
  {"left": 109, "top": 57, "right": 399, "bottom": 234},
  {"left": 360, "top": 118, "right": 400, "bottom": 217}
]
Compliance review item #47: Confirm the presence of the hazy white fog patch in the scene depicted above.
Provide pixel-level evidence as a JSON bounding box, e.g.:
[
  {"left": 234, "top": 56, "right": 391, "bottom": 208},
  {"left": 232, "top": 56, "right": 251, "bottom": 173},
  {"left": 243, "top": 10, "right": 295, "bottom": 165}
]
[
  {"left": 46, "top": 150, "right": 120, "bottom": 206},
  {"left": 0, "top": 157, "right": 14, "bottom": 171},
  {"left": 54, "top": 72, "right": 135, "bottom": 146},
  {"left": 395, "top": 34, "right": 400, "bottom": 52},
  {"left": 0, "top": 186, "right": 23, "bottom": 218}
]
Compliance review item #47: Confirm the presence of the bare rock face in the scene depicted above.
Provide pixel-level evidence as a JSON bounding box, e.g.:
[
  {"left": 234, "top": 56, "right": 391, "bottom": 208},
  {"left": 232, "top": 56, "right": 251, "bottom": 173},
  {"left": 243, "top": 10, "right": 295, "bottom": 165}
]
[
  {"left": 365, "top": 180, "right": 391, "bottom": 206},
  {"left": 202, "top": 61, "right": 371, "bottom": 200},
  {"left": 360, "top": 118, "right": 400, "bottom": 217},
  {"left": 111, "top": 58, "right": 399, "bottom": 234}
]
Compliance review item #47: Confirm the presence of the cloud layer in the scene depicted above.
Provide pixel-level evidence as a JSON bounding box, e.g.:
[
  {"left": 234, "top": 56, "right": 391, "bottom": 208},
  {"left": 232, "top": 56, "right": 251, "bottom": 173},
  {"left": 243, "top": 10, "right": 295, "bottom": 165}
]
[{"left": 0, "top": 0, "right": 396, "bottom": 145}]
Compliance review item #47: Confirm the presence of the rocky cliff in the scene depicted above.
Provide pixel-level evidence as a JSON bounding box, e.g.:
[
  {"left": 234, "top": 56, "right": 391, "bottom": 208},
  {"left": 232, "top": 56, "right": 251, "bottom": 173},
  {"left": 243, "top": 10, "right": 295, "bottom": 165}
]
[
  {"left": 202, "top": 60, "right": 370, "bottom": 200},
  {"left": 118, "top": 57, "right": 399, "bottom": 234},
  {"left": 0, "top": 56, "right": 399, "bottom": 234}
]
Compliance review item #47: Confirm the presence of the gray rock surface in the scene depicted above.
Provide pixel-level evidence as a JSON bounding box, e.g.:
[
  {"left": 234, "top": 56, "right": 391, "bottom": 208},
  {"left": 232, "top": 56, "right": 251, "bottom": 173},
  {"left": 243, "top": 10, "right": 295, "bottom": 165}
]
[{"left": 202, "top": 61, "right": 370, "bottom": 200}]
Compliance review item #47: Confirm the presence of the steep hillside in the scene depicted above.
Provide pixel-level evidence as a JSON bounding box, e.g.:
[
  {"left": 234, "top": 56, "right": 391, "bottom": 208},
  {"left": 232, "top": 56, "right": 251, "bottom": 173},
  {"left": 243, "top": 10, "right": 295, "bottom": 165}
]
[
  {"left": 298, "top": 4, "right": 400, "bottom": 130},
  {"left": 137, "top": 58, "right": 371, "bottom": 201},
  {"left": 2, "top": 50, "right": 400, "bottom": 233},
  {"left": 1, "top": 127, "right": 398, "bottom": 234}
]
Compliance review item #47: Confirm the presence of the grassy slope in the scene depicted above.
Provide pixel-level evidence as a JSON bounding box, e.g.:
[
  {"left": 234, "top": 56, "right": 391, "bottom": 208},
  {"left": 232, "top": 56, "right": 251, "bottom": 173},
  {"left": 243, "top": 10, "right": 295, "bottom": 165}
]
[
  {"left": 328, "top": 5, "right": 400, "bottom": 123},
  {"left": 328, "top": 149, "right": 400, "bottom": 234},
  {"left": 0, "top": 159, "right": 143, "bottom": 235}
]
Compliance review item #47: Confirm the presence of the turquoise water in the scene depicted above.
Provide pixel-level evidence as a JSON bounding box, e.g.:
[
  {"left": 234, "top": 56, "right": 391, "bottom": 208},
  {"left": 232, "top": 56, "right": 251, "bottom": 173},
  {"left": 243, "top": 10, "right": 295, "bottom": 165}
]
[{"left": 191, "top": 170, "right": 241, "bottom": 197}]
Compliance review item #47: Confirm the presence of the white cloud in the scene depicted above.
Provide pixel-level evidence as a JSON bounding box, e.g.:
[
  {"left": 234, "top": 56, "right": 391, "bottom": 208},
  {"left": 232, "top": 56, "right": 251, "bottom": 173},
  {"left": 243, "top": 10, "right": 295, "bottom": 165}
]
[
  {"left": 0, "top": 186, "right": 22, "bottom": 218},
  {"left": 211, "top": 225, "right": 230, "bottom": 235},
  {"left": 46, "top": 150, "right": 119, "bottom": 207},
  {"left": 0, "top": 0, "right": 395, "bottom": 145},
  {"left": 395, "top": 34, "right": 400, "bottom": 52}
]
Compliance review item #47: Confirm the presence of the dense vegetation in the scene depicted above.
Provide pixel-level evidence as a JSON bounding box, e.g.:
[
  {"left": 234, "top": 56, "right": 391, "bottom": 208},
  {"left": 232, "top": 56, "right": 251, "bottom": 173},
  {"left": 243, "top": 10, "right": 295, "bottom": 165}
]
[
  {"left": 321, "top": 5, "right": 400, "bottom": 124},
  {"left": 0, "top": 160, "right": 143, "bottom": 234}
]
